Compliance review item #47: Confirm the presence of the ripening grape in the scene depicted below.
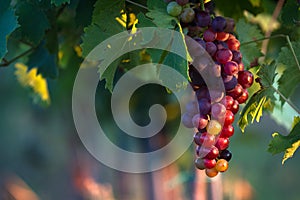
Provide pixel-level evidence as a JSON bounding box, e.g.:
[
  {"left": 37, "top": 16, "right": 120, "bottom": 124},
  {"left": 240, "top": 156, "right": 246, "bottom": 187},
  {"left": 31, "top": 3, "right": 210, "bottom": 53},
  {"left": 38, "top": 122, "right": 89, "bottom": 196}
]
[
  {"left": 167, "top": 1, "right": 182, "bottom": 17},
  {"left": 196, "top": 11, "right": 211, "bottom": 27},
  {"left": 205, "top": 168, "right": 219, "bottom": 177},
  {"left": 206, "top": 120, "right": 222, "bottom": 135},
  {"left": 215, "top": 159, "right": 229, "bottom": 172},
  {"left": 180, "top": 8, "right": 195, "bottom": 23}
]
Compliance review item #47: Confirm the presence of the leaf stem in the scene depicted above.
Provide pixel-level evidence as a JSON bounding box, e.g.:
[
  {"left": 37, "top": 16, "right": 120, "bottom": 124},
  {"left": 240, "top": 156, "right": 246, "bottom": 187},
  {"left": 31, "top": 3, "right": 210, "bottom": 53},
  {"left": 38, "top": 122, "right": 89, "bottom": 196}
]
[
  {"left": 286, "top": 36, "right": 300, "bottom": 72},
  {"left": 125, "top": 0, "right": 148, "bottom": 10},
  {"left": 0, "top": 47, "right": 35, "bottom": 67}
]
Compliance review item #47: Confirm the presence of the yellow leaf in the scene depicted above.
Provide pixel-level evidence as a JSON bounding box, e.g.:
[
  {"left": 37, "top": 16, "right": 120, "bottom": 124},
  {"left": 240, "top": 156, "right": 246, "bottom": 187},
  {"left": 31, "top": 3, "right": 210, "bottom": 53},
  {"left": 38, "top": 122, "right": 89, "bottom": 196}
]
[
  {"left": 14, "top": 63, "right": 50, "bottom": 104},
  {"left": 282, "top": 140, "right": 300, "bottom": 164}
]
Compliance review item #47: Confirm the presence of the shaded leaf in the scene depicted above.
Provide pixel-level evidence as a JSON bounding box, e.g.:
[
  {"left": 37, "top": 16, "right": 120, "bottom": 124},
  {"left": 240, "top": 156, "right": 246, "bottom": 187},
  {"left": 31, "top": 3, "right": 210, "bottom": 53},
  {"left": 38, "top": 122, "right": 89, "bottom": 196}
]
[
  {"left": 51, "top": 0, "right": 70, "bottom": 6},
  {"left": 268, "top": 117, "right": 300, "bottom": 164},
  {"left": 16, "top": 2, "right": 50, "bottom": 44},
  {"left": 0, "top": 1, "right": 19, "bottom": 60},
  {"left": 277, "top": 41, "right": 300, "bottom": 106},
  {"left": 145, "top": 10, "right": 177, "bottom": 29},
  {"left": 27, "top": 43, "right": 58, "bottom": 79}
]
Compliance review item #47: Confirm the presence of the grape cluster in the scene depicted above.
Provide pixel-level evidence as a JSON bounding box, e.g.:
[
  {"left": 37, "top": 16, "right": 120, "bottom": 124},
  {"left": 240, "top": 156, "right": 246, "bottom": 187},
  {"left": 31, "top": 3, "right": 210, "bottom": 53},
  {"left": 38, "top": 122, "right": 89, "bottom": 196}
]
[{"left": 167, "top": 0, "right": 254, "bottom": 177}]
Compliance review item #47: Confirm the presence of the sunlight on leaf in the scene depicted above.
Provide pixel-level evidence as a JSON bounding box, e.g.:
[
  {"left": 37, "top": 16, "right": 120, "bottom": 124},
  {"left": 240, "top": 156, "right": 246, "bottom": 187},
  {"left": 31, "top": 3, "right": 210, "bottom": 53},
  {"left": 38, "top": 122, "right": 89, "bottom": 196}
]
[
  {"left": 282, "top": 140, "right": 300, "bottom": 164},
  {"left": 15, "top": 63, "right": 50, "bottom": 105}
]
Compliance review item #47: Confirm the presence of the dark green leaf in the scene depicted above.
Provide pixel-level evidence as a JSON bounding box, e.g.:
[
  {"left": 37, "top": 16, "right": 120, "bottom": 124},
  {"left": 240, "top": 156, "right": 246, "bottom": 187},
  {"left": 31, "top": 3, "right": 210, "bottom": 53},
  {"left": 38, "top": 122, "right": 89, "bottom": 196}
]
[
  {"left": 16, "top": 2, "right": 50, "bottom": 45},
  {"left": 145, "top": 9, "right": 177, "bottom": 29},
  {"left": 136, "top": 12, "right": 156, "bottom": 28},
  {"left": 240, "top": 43, "right": 263, "bottom": 68},
  {"left": 51, "top": 0, "right": 70, "bottom": 6},
  {"left": 0, "top": 2, "right": 19, "bottom": 60},
  {"left": 147, "top": 0, "right": 167, "bottom": 11},
  {"left": 27, "top": 43, "right": 58, "bottom": 79},
  {"left": 268, "top": 117, "right": 300, "bottom": 164},
  {"left": 277, "top": 41, "right": 300, "bottom": 106},
  {"left": 281, "top": 0, "right": 300, "bottom": 27}
]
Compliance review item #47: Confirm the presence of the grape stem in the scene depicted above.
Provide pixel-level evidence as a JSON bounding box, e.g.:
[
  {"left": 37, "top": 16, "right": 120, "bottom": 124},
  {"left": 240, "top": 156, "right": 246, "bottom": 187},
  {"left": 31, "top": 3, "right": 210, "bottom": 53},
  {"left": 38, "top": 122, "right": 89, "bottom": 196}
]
[
  {"left": 241, "top": 34, "right": 300, "bottom": 72},
  {"left": 125, "top": 0, "right": 148, "bottom": 10},
  {"left": 200, "top": 0, "right": 205, "bottom": 11}
]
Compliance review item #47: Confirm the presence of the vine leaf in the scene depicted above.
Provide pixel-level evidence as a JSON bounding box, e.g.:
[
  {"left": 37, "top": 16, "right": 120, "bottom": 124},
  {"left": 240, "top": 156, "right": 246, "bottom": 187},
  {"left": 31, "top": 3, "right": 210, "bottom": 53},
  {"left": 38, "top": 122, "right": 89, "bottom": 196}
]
[
  {"left": 15, "top": 2, "right": 50, "bottom": 45},
  {"left": 0, "top": 0, "right": 19, "bottom": 60},
  {"left": 27, "top": 43, "right": 58, "bottom": 79},
  {"left": 238, "top": 63, "right": 277, "bottom": 132},
  {"left": 277, "top": 41, "right": 300, "bottom": 106},
  {"left": 81, "top": 0, "right": 125, "bottom": 91},
  {"left": 236, "top": 19, "right": 263, "bottom": 67},
  {"left": 51, "top": 0, "right": 70, "bottom": 6},
  {"left": 268, "top": 116, "right": 300, "bottom": 164}
]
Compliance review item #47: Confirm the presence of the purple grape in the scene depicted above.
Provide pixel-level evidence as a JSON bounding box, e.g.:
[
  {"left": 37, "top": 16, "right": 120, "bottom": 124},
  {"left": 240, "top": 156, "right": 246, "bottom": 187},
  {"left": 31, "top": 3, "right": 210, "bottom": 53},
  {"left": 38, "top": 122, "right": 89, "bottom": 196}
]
[
  {"left": 196, "top": 11, "right": 211, "bottom": 27},
  {"left": 182, "top": 112, "right": 194, "bottom": 128},
  {"left": 232, "top": 50, "right": 242, "bottom": 63},
  {"left": 176, "top": 0, "right": 189, "bottom": 6},
  {"left": 192, "top": 114, "right": 208, "bottom": 129},
  {"left": 223, "top": 61, "right": 238, "bottom": 75},
  {"left": 211, "top": 102, "right": 226, "bottom": 120},
  {"left": 194, "top": 37, "right": 206, "bottom": 49},
  {"left": 222, "top": 75, "right": 238, "bottom": 91},
  {"left": 203, "top": 29, "right": 216, "bottom": 42},
  {"left": 198, "top": 98, "right": 211, "bottom": 115},
  {"left": 205, "top": 42, "right": 217, "bottom": 56},
  {"left": 211, "top": 16, "right": 227, "bottom": 32},
  {"left": 189, "top": 64, "right": 205, "bottom": 87}
]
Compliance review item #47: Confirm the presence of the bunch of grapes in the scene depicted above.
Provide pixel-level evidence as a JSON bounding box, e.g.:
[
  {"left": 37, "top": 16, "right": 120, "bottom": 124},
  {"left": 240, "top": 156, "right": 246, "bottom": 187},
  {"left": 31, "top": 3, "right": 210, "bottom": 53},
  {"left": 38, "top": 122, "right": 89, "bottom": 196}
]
[{"left": 167, "top": 0, "right": 254, "bottom": 177}]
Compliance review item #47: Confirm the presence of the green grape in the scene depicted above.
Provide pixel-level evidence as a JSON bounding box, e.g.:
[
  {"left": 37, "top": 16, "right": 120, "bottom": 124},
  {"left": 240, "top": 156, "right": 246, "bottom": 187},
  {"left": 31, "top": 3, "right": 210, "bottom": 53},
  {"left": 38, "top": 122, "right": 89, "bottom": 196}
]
[{"left": 167, "top": 1, "right": 182, "bottom": 17}]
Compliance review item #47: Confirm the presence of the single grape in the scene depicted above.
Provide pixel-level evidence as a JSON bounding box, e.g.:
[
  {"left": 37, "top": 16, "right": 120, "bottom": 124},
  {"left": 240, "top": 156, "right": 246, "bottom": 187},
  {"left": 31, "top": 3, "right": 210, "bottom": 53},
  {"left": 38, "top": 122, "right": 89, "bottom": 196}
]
[
  {"left": 196, "top": 11, "right": 211, "bottom": 27},
  {"left": 176, "top": 0, "right": 189, "bottom": 6},
  {"left": 236, "top": 89, "right": 249, "bottom": 104},
  {"left": 203, "top": 158, "right": 217, "bottom": 169},
  {"left": 220, "top": 125, "right": 234, "bottom": 138},
  {"left": 223, "top": 61, "right": 239, "bottom": 75},
  {"left": 218, "top": 149, "right": 232, "bottom": 161},
  {"left": 222, "top": 75, "right": 238, "bottom": 91},
  {"left": 207, "top": 120, "right": 222, "bottom": 135},
  {"left": 211, "top": 16, "right": 227, "bottom": 32},
  {"left": 181, "top": 112, "right": 194, "bottom": 128},
  {"left": 227, "top": 38, "right": 240, "bottom": 51},
  {"left": 203, "top": 29, "right": 217, "bottom": 42},
  {"left": 231, "top": 100, "right": 239, "bottom": 114},
  {"left": 204, "top": 146, "right": 219, "bottom": 159},
  {"left": 180, "top": 7, "right": 195, "bottom": 23},
  {"left": 216, "top": 49, "right": 233, "bottom": 64},
  {"left": 215, "top": 137, "right": 230, "bottom": 150},
  {"left": 224, "top": 95, "right": 234, "bottom": 110},
  {"left": 205, "top": 42, "right": 217, "bottom": 56},
  {"left": 232, "top": 50, "right": 242, "bottom": 64},
  {"left": 215, "top": 159, "right": 229, "bottom": 172},
  {"left": 195, "top": 157, "right": 205, "bottom": 170},
  {"left": 205, "top": 168, "right": 219, "bottom": 177},
  {"left": 238, "top": 70, "right": 254, "bottom": 89},
  {"left": 224, "top": 18, "right": 235, "bottom": 32},
  {"left": 211, "top": 103, "right": 226, "bottom": 120},
  {"left": 216, "top": 32, "right": 229, "bottom": 41},
  {"left": 198, "top": 98, "right": 211, "bottom": 115},
  {"left": 167, "top": 1, "right": 182, "bottom": 17},
  {"left": 192, "top": 114, "right": 208, "bottom": 129},
  {"left": 224, "top": 110, "right": 234, "bottom": 126},
  {"left": 227, "top": 84, "right": 243, "bottom": 99},
  {"left": 194, "top": 132, "right": 216, "bottom": 147}
]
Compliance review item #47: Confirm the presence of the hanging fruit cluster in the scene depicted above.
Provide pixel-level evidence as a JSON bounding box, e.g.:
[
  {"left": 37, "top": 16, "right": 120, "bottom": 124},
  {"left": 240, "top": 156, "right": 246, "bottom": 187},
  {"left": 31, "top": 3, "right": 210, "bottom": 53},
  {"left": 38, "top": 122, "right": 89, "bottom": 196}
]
[{"left": 166, "top": 0, "right": 254, "bottom": 177}]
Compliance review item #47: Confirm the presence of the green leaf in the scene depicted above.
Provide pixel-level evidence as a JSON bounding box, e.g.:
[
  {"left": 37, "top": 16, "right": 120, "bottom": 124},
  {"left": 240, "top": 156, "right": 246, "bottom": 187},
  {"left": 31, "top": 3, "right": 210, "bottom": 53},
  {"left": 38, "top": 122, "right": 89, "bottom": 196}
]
[
  {"left": 145, "top": 10, "right": 177, "bottom": 29},
  {"left": 268, "top": 117, "right": 300, "bottom": 164},
  {"left": 281, "top": 0, "right": 300, "bottom": 27},
  {"left": 238, "top": 63, "right": 277, "bottom": 132},
  {"left": 16, "top": 2, "right": 50, "bottom": 45},
  {"left": 27, "top": 43, "right": 58, "bottom": 79},
  {"left": 0, "top": 1, "right": 19, "bottom": 60},
  {"left": 277, "top": 41, "right": 300, "bottom": 106},
  {"left": 236, "top": 19, "right": 263, "bottom": 67},
  {"left": 248, "top": 0, "right": 260, "bottom": 7},
  {"left": 136, "top": 12, "right": 156, "bottom": 28},
  {"left": 51, "top": 0, "right": 70, "bottom": 6},
  {"left": 147, "top": 0, "right": 167, "bottom": 10},
  {"left": 81, "top": 0, "right": 125, "bottom": 57}
]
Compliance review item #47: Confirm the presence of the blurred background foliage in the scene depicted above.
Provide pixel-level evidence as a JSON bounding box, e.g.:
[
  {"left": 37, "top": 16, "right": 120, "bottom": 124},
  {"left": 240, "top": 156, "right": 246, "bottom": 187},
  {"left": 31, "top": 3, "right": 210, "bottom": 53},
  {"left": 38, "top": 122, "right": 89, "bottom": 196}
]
[{"left": 0, "top": 0, "right": 299, "bottom": 199}]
